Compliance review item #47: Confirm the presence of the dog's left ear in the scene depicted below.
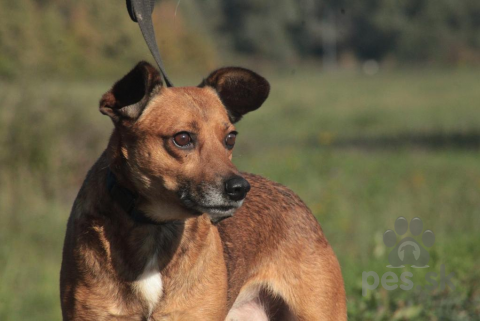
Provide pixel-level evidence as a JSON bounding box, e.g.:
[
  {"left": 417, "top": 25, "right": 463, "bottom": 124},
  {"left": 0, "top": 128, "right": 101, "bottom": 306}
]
[
  {"left": 100, "top": 61, "right": 162, "bottom": 125},
  {"left": 200, "top": 67, "right": 270, "bottom": 123}
]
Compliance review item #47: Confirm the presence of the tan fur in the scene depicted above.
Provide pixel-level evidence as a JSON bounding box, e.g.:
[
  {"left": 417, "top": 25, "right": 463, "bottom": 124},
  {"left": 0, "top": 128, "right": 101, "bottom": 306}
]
[{"left": 61, "top": 64, "right": 346, "bottom": 320}]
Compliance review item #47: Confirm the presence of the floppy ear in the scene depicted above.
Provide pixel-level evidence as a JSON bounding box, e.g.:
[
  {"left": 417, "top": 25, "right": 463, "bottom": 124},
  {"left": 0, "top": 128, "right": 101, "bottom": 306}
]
[
  {"left": 100, "top": 61, "right": 162, "bottom": 125},
  {"left": 200, "top": 67, "right": 270, "bottom": 123}
]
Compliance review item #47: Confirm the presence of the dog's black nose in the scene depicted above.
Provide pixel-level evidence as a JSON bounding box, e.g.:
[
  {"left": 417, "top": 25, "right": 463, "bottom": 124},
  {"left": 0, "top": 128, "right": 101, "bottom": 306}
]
[{"left": 225, "top": 176, "right": 251, "bottom": 201}]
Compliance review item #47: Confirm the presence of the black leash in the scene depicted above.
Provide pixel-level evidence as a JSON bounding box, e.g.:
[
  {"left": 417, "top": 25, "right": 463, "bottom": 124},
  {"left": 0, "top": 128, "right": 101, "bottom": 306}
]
[{"left": 126, "top": 0, "right": 174, "bottom": 87}]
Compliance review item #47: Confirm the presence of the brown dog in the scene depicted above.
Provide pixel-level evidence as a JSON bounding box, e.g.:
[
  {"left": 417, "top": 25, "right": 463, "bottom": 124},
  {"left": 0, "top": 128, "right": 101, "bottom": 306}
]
[{"left": 60, "top": 62, "right": 346, "bottom": 320}]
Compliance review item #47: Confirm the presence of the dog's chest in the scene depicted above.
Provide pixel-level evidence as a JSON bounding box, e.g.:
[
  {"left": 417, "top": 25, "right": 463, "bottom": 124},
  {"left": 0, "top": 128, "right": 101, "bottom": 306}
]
[{"left": 133, "top": 255, "right": 163, "bottom": 316}]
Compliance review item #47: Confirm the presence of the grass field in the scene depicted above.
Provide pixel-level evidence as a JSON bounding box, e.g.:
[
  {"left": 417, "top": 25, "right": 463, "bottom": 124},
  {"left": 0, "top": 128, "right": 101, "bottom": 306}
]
[{"left": 1, "top": 68, "right": 479, "bottom": 320}]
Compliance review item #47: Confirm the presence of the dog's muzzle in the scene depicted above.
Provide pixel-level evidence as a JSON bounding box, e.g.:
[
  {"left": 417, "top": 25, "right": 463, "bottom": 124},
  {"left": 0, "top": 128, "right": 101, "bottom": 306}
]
[{"left": 178, "top": 176, "right": 250, "bottom": 224}]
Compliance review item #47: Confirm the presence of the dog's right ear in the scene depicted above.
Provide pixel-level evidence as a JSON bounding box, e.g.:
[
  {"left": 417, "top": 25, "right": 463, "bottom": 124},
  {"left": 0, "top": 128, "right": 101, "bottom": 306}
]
[{"left": 100, "top": 61, "right": 162, "bottom": 125}]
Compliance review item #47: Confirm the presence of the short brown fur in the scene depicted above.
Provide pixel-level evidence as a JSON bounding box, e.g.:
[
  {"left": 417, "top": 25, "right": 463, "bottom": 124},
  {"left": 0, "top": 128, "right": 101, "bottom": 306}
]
[{"left": 61, "top": 62, "right": 346, "bottom": 320}]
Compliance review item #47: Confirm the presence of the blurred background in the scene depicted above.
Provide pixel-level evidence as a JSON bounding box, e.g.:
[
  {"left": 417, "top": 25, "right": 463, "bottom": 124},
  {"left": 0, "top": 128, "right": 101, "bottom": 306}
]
[{"left": 1, "top": 0, "right": 479, "bottom": 320}]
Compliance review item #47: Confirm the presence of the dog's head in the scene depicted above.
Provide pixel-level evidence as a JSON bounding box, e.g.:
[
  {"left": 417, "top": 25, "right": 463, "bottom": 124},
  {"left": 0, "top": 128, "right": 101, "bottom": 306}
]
[{"left": 100, "top": 62, "right": 269, "bottom": 223}]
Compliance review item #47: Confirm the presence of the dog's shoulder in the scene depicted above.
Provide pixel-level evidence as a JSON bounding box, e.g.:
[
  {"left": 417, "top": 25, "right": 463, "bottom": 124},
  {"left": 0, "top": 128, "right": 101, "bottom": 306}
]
[{"left": 216, "top": 172, "right": 329, "bottom": 306}]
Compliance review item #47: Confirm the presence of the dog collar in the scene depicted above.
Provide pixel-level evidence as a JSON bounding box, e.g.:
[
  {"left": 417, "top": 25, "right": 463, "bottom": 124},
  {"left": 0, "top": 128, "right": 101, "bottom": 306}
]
[{"left": 106, "top": 169, "right": 160, "bottom": 225}]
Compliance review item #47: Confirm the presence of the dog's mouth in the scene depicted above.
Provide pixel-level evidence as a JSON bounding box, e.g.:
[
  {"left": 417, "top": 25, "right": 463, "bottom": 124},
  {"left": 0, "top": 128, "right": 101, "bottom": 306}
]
[
  {"left": 198, "top": 204, "right": 240, "bottom": 224},
  {"left": 196, "top": 204, "right": 238, "bottom": 215},
  {"left": 186, "top": 202, "right": 241, "bottom": 223},
  {"left": 178, "top": 190, "right": 242, "bottom": 223}
]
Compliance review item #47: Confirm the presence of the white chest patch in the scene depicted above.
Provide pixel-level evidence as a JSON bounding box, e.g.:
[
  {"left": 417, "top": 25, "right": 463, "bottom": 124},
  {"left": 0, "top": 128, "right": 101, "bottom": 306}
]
[{"left": 134, "top": 255, "right": 163, "bottom": 316}]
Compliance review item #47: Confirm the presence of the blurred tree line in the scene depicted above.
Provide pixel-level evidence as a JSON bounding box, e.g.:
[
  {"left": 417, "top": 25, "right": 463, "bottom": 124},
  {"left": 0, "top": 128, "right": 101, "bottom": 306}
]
[
  {"left": 200, "top": 0, "right": 480, "bottom": 64},
  {"left": 1, "top": 0, "right": 480, "bottom": 77}
]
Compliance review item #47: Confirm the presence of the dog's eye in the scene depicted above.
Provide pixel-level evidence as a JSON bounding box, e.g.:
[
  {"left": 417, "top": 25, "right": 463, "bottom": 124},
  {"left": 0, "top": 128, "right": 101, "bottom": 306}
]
[
  {"left": 173, "top": 132, "right": 192, "bottom": 148},
  {"left": 225, "top": 132, "right": 237, "bottom": 149}
]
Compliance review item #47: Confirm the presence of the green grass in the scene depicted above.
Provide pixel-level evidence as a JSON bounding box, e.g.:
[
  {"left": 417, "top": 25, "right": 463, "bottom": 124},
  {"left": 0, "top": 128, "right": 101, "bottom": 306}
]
[{"left": 1, "top": 68, "right": 479, "bottom": 320}]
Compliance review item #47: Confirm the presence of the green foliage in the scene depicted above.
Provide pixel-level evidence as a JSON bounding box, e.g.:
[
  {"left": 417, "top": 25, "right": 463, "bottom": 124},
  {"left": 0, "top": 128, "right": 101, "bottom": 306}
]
[
  {"left": 0, "top": 0, "right": 217, "bottom": 78},
  {"left": 198, "top": 0, "right": 480, "bottom": 64},
  {"left": 2, "top": 0, "right": 480, "bottom": 78},
  {"left": 1, "top": 68, "right": 480, "bottom": 319}
]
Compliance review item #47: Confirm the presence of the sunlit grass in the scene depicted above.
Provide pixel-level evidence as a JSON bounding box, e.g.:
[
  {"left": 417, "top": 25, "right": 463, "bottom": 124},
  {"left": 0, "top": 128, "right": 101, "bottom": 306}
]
[{"left": 1, "top": 68, "right": 479, "bottom": 320}]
